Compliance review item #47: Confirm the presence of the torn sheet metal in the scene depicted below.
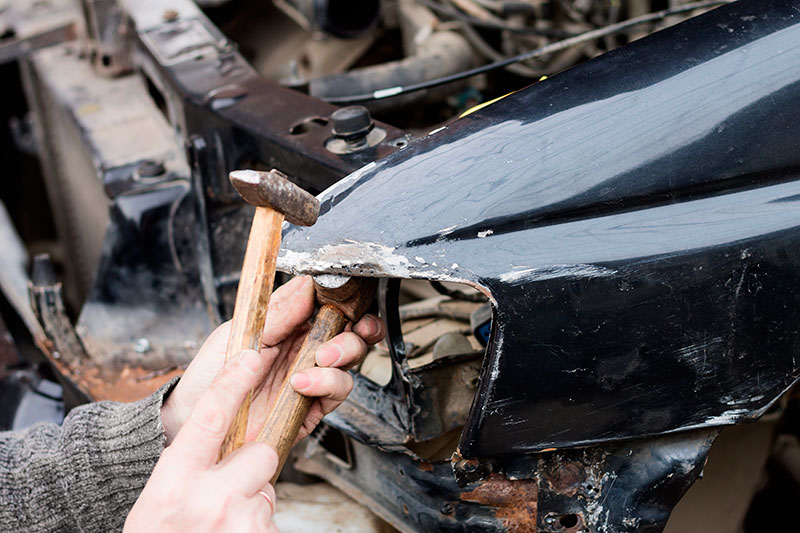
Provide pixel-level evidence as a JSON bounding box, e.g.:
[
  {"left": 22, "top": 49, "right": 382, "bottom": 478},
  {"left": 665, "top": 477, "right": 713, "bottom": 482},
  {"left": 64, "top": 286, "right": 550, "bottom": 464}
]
[
  {"left": 279, "top": 0, "right": 800, "bottom": 457},
  {"left": 297, "top": 422, "right": 717, "bottom": 532}
]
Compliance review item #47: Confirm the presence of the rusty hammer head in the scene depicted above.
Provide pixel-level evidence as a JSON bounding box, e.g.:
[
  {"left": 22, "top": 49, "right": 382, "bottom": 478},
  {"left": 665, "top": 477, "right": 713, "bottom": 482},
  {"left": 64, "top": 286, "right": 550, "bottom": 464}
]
[{"left": 229, "top": 169, "right": 319, "bottom": 227}]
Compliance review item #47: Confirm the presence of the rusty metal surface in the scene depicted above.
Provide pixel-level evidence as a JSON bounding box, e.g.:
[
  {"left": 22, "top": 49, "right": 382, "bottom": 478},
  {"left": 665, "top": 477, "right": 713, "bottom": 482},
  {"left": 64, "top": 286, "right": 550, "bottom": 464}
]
[
  {"left": 66, "top": 363, "right": 182, "bottom": 403},
  {"left": 297, "top": 419, "right": 718, "bottom": 532},
  {"left": 15, "top": 43, "right": 207, "bottom": 403},
  {"left": 461, "top": 474, "right": 538, "bottom": 533}
]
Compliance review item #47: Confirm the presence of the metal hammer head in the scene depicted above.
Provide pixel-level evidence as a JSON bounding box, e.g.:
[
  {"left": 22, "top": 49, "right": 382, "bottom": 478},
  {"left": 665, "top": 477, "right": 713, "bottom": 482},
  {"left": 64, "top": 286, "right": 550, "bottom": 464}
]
[
  {"left": 229, "top": 169, "right": 319, "bottom": 227},
  {"left": 314, "top": 275, "right": 378, "bottom": 322}
]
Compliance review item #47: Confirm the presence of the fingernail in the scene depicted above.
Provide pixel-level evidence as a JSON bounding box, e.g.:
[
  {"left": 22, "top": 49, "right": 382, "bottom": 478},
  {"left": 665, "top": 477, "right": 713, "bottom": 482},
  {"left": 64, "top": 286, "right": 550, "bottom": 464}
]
[
  {"left": 290, "top": 373, "right": 311, "bottom": 390},
  {"left": 240, "top": 350, "right": 262, "bottom": 374},
  {"left": 364, "top": 315, "right": 378, "bottom": 337},
  {"left": 317, "top": 344, "right": 343, "bottom": 367}
]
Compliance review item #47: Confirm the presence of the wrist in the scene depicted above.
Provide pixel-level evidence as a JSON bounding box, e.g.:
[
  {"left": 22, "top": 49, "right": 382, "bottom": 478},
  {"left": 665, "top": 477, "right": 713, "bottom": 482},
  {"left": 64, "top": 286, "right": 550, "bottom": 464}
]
[{"left": 160, "top": 394, "right": 182, "bottom": 445}]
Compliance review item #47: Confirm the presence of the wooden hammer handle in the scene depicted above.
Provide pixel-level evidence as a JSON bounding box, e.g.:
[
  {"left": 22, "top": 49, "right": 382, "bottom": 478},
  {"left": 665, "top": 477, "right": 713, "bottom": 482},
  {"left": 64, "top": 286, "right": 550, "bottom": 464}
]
[
  {"left": 257, "top": 304, "right": 347, "bottom": 483},
  {"left": 218, "top": 207, "right": 284, "bottom": 460}
]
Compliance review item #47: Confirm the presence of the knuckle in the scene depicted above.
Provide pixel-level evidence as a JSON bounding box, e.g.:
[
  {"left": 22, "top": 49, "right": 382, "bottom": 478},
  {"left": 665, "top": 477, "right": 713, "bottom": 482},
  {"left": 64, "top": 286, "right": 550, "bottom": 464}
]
[
  {"left": 340, "top": 372, "right": 354, "bottom": 396},
  {"left": 271, "top": 293, "right": 288, "bottom": 316},
  {"left": 161, "top": 478, "right": 190, "bottom": 508},
  {"left": 210, "top": 369, "right": 246, "bottom": 406},
  {"left": 215, "top": 359, "right": 243, "bottom": 385},
  {"left": 192, "top": 403, "right": 228, "bottom": 438},
  {"left": 342, "top": 332, "right": 364, "bottom": 352},
  {"left": 330, "top": 369, "right": 344, "bottom": 388},
  {"left": 316, "top": 368, "right": 335, "bottom": 391},
  {"left": 237, "top": 443, "right": 278, "bottom": 478},
  {"left": 258, "top": 444, "right": 279, "bottom": 469},
  {"left": 207, "top": 494, "right": 233, "bottom": 525},
  {"left": 159, "top": 445, "right": 183, "bottom": 464}
]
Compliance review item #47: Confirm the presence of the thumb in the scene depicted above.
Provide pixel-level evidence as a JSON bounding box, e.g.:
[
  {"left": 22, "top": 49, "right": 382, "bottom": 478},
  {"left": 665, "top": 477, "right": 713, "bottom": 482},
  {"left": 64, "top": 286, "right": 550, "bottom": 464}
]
[{"left": 170, "top": 350, "right": 267, "bottom": 467}]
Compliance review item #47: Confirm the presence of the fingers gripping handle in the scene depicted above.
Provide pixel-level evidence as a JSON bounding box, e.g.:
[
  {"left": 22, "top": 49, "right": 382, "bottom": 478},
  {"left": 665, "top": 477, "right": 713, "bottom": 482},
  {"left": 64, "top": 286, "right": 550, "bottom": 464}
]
[
  {"left": 218, "top": 207, "right": 284, "bottom": 460},
  {"left": 257, "top": 305, "right": 348, "bottom": 483}
]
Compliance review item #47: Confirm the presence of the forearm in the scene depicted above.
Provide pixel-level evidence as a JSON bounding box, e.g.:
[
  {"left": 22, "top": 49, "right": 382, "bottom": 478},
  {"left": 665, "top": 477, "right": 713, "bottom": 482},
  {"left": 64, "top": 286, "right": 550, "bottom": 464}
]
[{"left": 0, "top": 379, "right": 176, "bottom": 533}]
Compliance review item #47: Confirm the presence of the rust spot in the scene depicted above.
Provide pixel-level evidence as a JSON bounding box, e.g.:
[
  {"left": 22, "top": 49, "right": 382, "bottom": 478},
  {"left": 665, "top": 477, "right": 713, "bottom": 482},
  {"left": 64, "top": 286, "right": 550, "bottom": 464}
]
[
  {"left": 419, "top": 461, "right": 434, "bottom": 472},
  {"left": 31, "top": 321, "right": 181, "bottom": 402},
  {"left": 461, "top": 473, "right": 538, "bottom": 533},
  {"left": 43, "top": 349, "right": 181, "bottom": 402},
  {"left": 546, "top": 461, "right": 585, "bottom": 497},
  {"left": 76, "top": 364, "right": 183, "bottom": 402}
]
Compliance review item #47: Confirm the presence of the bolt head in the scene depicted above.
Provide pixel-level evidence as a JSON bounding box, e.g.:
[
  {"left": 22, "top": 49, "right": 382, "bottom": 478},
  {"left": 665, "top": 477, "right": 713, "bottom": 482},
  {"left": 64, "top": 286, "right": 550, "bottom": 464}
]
[
  {"left": 331, "top": 105, "right": 373, "bottom": 140},
  {"left": 137, "top": 159, "right": 166, "bottom": 178}
]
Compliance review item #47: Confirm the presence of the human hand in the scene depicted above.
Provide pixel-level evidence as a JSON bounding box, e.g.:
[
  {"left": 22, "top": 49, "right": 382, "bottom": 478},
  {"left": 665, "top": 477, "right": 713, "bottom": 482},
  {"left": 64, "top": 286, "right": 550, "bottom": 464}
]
[
  {"left": 125, "top": 349, "right": 280, "bottom": 532},
  {"left": 161, "top": 275, "right": 385, "bottom": 444}
]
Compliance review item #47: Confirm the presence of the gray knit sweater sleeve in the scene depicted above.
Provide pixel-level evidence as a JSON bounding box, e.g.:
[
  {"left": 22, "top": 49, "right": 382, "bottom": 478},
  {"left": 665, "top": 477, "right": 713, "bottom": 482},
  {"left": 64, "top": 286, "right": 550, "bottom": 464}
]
[{"left": 0, "top": 379, "right": 177, "bottom": 532}]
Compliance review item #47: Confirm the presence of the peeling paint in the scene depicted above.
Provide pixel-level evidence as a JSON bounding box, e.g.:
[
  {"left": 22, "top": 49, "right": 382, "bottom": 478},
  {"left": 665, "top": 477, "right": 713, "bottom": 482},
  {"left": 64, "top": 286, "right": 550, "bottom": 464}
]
[
  {"left": 279, "top": 241, "right": 418, "bottom": 276},
  {"left": 499, "top": 264, "right": 617, "bottom": 284},
  {"left": 489, "top": 336, "right": 504, "bottom": 380},
  {"left": 278, "top": 240, "right": 495, "bottom": 302},
  {"left": 584, "top": 471, "right": 617, "bottom": 533},
  {"left": 437, "top": 224, "right": 460, "bottom": 237},
  {"left": 721, "top": 393, "right": 766, "bottom": 405},
  {"left": 323, "top": 161, "right": 378, "bottom": 202},
  {"left": 702, "top": 408, "right": 750, "bottom": 425}
]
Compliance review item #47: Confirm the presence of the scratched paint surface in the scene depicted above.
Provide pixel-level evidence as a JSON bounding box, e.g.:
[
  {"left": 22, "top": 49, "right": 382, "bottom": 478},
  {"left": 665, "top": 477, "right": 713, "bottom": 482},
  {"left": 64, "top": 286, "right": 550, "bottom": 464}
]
[{"left": 279, "top": 0, "right": 800, "bottom": 457}]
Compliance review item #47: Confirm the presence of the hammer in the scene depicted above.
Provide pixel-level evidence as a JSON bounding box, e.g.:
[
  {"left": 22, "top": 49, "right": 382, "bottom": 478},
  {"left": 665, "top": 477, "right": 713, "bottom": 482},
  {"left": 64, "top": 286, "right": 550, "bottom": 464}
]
[
  {"left": 256, "top": 274, "right": 377, "bottom": 483},
  {"left": 218, "top": 169, "right": 319, "bottom": 459}
]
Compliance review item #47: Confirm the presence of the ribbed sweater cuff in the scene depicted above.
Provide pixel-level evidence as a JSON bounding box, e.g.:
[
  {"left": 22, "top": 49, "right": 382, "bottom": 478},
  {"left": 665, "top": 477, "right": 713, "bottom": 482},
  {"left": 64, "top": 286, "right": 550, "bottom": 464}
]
[{"left": 60, "top": 378, "right": 178, "bottom": 531}]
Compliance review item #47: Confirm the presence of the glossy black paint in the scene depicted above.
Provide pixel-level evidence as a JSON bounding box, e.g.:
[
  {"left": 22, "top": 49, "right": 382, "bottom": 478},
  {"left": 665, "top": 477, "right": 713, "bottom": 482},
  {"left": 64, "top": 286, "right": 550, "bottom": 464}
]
[{"left": 279, "top": 0, "right": 800, "bottom": 457}]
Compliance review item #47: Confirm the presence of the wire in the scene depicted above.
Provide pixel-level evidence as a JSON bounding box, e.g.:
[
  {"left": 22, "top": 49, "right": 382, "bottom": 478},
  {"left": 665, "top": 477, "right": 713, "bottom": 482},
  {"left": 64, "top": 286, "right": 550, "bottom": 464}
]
[
  {"left": 416, "top": 0, "right": 573, "bottom": 38},
  {"left": 429, "top": 280, "right": 487, "bottom": 302},
  {"left": 458, "top": 22, "right": 544, "bottom": 78},
  {"left": 324, "top": 0, "right": 732, "bottom": 104}
]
